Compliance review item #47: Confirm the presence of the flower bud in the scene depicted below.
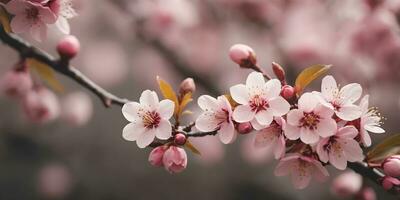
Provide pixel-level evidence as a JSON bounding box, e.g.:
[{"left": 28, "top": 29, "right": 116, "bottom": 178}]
[
  {"left": 237, "top": 122, "right": 253, "bottom": 134},
  {"left": 179, "top": 78, "right": 196, "bottom": 95},
  {"left": 162, "top": 146, "right": 187, "bottom": 173},
  {"left": 382, "top": 176, "right": 400, "bottom": 190},
  {"left": 228, "top": 44, "right": 257, "bottom": 68},
  {"left": 272, "top": 62, "right": 286, "bottom": 83},
  {"left": 382, "top": 155, "right": 400, "bottom": 177},
  {"left": 331, "top": 171, "right": 362, "bottom": 197},
  {"left": 22, "top": 87, "right": 60, "bottom": 123},
  {"left": 61, "top": 92, "right": 93, "bottom": 126},
  {"left": 357, "top": 187, "right": 376, "bottom": 200},
  {"left": 37, "top": 163, "right": 71, "bottom": 199},
  {"left": 174, "top": 133, "right": 187, "bottom": 146},
  {"left": 280, "top": 85, "right": 295, "bottom": 100},
  {"left": 0, "top": 68, "right": 32, "bottom": 98},
  {"left": 148, "top": 146, "right": 167, "bottom": 167},
  {"left": 57, "top": 35, "right": 80, "bottom": 59}
]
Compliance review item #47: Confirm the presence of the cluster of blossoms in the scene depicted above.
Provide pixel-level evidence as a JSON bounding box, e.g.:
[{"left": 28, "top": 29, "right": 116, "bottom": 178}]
[
  {"left": 3, "top": 0, "right": 77, "bottom": 41},
  {"left": 121, "top": 43, "right": 386, "bottom": 190}
]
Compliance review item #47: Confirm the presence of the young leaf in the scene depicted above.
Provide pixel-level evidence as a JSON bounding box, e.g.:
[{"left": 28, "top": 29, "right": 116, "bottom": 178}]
[
  {"left": 0, "top": 6, "right": 11, "bottom": 33},
  {"left": 156, "top": 76, "right": 179, "bottom": 114},
  {"left": 367, "top": 134, "right": 400, "bottom": 163},
  {"left": 179, "top": 92, "right": 193, "bottom": 115},
  {"left": 224, "top": 94, "right": 238, "bottom": 108},
  {"left": 185, "top": 140, "right": 201, "bottom": 155},
  {"left": 27, "top": 58, "right": 64, "bottom": 92},
  {"left": 295, "top": 64, "right": 331, "bottom": 94}
]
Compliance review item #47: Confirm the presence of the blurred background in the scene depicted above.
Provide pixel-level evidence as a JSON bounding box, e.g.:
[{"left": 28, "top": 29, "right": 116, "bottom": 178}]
[{"left": 0, "top": 0, "right": 400, "bottom": 199}]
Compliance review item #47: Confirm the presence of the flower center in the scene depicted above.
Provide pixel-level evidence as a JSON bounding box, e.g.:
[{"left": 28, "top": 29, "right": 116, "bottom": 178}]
[
  {"left": 323, "top": 137, "right": 340, "bottom": 153},
  {"left": 26, "top": 7, "right": 39, "bottom": 19},
  {"left": 299, "top": 112, "right": 320, "bottom": 130},
  {"left": 249, "top": 95, "right": 269, "bottom": 113},
  {"left": 142, "top": 111, "right": 161, "bottom": 129},
  {"left": 214, "top": 108, "right": 230, "bottom": 125}
]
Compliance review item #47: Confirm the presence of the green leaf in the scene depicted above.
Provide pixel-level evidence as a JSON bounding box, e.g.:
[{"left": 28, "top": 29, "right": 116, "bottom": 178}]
[
  {"left": 185, "top": 140, "right": 201, "bottom": 155},
  {"left": 295, "top": 64, "right": 331, "bottom": 94},
  {"left": 156, "top": 76, "right": 179, "bottom": 115},
  {"left": 27, "top": 58, "right": 64, "bottom": 93},
  {"left": 367, "top": 134, "right": 400, "bottom": 163}
]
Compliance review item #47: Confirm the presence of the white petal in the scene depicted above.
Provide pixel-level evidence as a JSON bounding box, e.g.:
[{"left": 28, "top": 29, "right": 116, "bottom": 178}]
[
  {"left": 340, "top": 83, "right": 362, "bottom": 104},
  {"left": 155, "top": 120, "right": 172, "bottom": 140},
  {"left": 321, "top": 75, "right": 337, "bottom": 101},
  {"left": 336, "top": 105, "right": 362, "bottom": 121},
  {"left": 122, "top": 102, "right": 141, "bottom": 122},
  {"left": 359, "top": 95, "right": 369, "bottom": 112},
  {"left": 195, "top": 112, "right": 219, "bottom": 132},
  {"left": 341, "top": 139, "right": 364, "bottom": 162},
  {"left": 314, "top": 104, "right": 334, "bottom": 118},
  {"left": 269, "top": 96, "right": 290, "bottom": 116},
  {"left": 30, "top": 21, "right": 47, "bottom": 42},
  {"left": 298, "top": 93, "right": 318, "bottom": 112},
  {"left": 246, "top": 72, "right": 265, "bottom": 91},
  {"left": 158, "top": 99, "right": 175, "bottom": 119},
  {"left": 10, "top": 15, "right": 32, "bottom": 33},
  {"left": 286, "top": 109, "right": 303, "bottom": 125},
  {"left": 360, "top": 129, "right": 372, "bottom": 147},
  {"left": 265, "top": 79, "right": 281, "bottom": 99},
  {"left": 365, "top": 125, "right": 385, "bottom": 134},
  {"left": 316, "top": 118, "right": 337, "bottom": 138},
  {"left": 122, "top": 122, "right": 145, "bottom": 141},
  {"left": 218, "top": 122, "right": 235, "bottom": 144},
  {"left": 250, "top": 118, "right": 267, "bottom": 130},
  {"left": 300, "top": 128, "right": 320, "bottom": 144},
  {"left": 139, "top": 90, "right": 159, "bottom": 109},
  {"left": 198, "top": 95, "right": 218, "bottom": 111},
  {"left": 217, "top": 95, "right": 232, "bottom": 111},
  {"left": 284, "top": 124, "right": 301, "bottom": 140},
  {"left": 254, "top": 127, "right": 278, "bottom": 148},
  {"left": 232, "top": 105, "right": 255, "bottom": 123},
  {"left": 136, "top": 129, "right": 156, "bottom": 148},
  {"left": 229, "top": 84, "right": 250, "bottom": 105},
  {"left": 55, "top": 17, "right": 70, "bottom": 34},
  {"left": 255, "top": 110, "right": 273, "bottom": 126}
]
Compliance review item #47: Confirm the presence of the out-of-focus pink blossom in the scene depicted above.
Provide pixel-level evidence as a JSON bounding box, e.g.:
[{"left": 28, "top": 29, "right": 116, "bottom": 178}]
[
  {"left": 162, "top": 146, "right": 187, "bottom": 173},
  {"left": 358, "top": 187, "right": 377, "bottom": 200},
  {"left": 0, "top": 68, "right": 32, "bottom": 98},
  {"left": 254, "top": 117, "right": 286, "bottom": 159},
  {"left": 22, "top": 87, "right": 60, "bottom": 123},
  {"left": 60, "top": 91, "right": 93, "bottom": 126},
  {"left": 331, "top": 171, "right": 362, "bottom": 197},
  {"left": 148, "top": 146, "right": 167, "bottom": 167},
  {"left": 190, "top": 135, "right": 224, "bottom": 166},
  {"left": 382, "top": 155, "right": 400, "bottom": 177},
  {"left": 382, "top": 176, "right": 400, "bottom": 190},
  {"left": 274, "top": 153, "right": 329, "bottom": 189},
  {"left": 57, "top": 35, "right": 80, "bottom": 59},
  {"left": 6, "top": 0, "right": 57, "bottom": 41},
  {"left": 241, "top": 133, "right": 272, "bottom": 165},
  {"left": 37, "top": 163, "right": 72, "bottom": 199}
]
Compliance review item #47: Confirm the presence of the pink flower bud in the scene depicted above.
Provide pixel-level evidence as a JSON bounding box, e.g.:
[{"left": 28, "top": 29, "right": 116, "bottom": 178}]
[
  {"left": 280, "top": 85, "right": 295, "bottom": 100},
  {"left": 382, "top": 176, "right": 400, "bottom": 190},
  {"left": 149, "top": 146, "right": 167, "bottom": 167},
  {"left": 382, "top": 155, "right": 400, "bottom": 177},
  {"left": 61, "top": 92, "right": 93, "bottom": 126},
  {"left": 237, "top": 122, "right": 253, "bottom": 134},
  {"left": 357, "top": 187, "right": 376, "bottom": 200},
  {"left": 57, "top": 35, "right": 80, "bottom": 59},
  {"left": 22, "top": 87, "right": 60, "bottom": 123},
  {"left": 162, "top": 146, "right": 187, "bottom": 173},
  {"left": 331, "top": 171, "right": 362, "bottom": 197},
  {"left": 179, "top": 78, "right": 196, "bottom": 95},
  {"left": 0, "top": 69, "right": 32, "bottom": 98},
  {"left": 272, "top": 62, "right": 286, "bottom": 83},
  {"left": 228, "top": 44, "right": 256, "bottom": 67},
  {"left": 174, "top": 133, "right": 187, "bottom": 146}
]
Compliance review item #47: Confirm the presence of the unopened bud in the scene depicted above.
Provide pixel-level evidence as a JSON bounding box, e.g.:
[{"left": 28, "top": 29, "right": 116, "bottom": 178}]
[
  {"left": 382, "top": 176, "right": 400, "bottom": 190},
  {"left": 179, "top": 78, "right": 196, "bottom": 95},
  {"left": 237, "top": 122, "right": 253, "bottom": 134},
  {"left": 57, "top": 35, "right": 80, "bottom": 59},
  {"left": 281, "top": 85, "right": 295, "bottom": 100},
  {"left": 272, "top": 62, "right": 286, "bottom": 83},
  {"left": 228, "top": 44, "right": 257, "bottom": 68},
  {"left": 357, "top": 187, "right": 376, "bottom": 200},
  {"left": 174, "top": 133, "right": 187, "bottom": 145},
  {"left": 148, "top": 146, "right": 167, "bottom": 167},
  {"left": 382, "top": 155, "right": 400, "bottom": 177}
]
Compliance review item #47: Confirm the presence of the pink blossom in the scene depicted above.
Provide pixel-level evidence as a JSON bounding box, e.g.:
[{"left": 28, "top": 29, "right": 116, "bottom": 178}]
[
  {"left": 60, "top": 91, "right": 93, "bottom": 126},
  {"left": 358, "top": 95, "right": 385, "bottom": 147},
  {"left": 22, "top": 87, "right": 60, "bottom": 123},
  {"left": 37, "top": 163, "right": 72, "bottom": 199},
  {"left": 285, "top": 92, "right": 336, "bottom": 144},
  {"left": 228, "top": 44, "right": 256, "bottom": 65},
  {"left": 382, "top": 155, "right": 400, "bottom": 177},
  {"left": 316, "top": 126, "right": 364, "bottom": 170},
  {"left": 195, "top": 95, "right": 235, "bottom": 144},
  {"left": 0, "top": 68, "right": 32, "bottom": 98},
  {"left": 57, "top": 35, "right": 80, "bottom": 59},
  {"left": 230, "top": 72, "right": 290, "bottom": 130},
  {"left": 331, "top": 171, "right": 362, "bottom": 197},
  {"left": 315, "top": 75, "right": 362, "bottom": 121},
  {"left": 382, "top": 176, "right": 400, "bottom": 190},
  {"left": 148, "top": 146, "right": 167, "bottom": 167},
  {"left": 358, "top": 187, "right": 376, "bottom": 200},
  {"left": 122, "top": 90, "right": 174, "bottom": 148},
  {"left": 237, "top": 122, "right": 253, "bottom": 134},
  {"left": 162, "top": 146, "right": 187, "bottom": 173},
  {"left": 254, "top": 117, "right": 286, "bottom": 159},
  {"left": 6, "top": 0, "right": 57, "bottom": 41},
  {"left": 274, "top": 153, "right": 329, "bottom": 189}
]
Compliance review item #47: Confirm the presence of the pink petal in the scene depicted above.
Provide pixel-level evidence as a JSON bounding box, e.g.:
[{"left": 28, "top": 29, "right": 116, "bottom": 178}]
[
  {"left": 329, "top": 150, "right": 347, "bottom": 170},
  {"left": 292, "top": 163, "right": 312, "bottom": 189},
  {"left": 321, "top": 75, "right": 337, "bottom": 102},
  {"left": 38, "top": 6, "right": 57, "bottom": 24},
  {"left": 195, "top": 111, "right": 219, "bottom": 132},
  {"left": 155, "top": 119, "right": 172, "bottom": 140},
  {"left": 316, "top": 118, "right": 336, "bottom": 138},
  {"left": 269, "top": 96, "right": 290, "bottom": 116},
  {"left": 360, "top": 129, "right": 372, "bottom": 147},
  {"left": 218, "top": 122, "right": 235, "bottom": 144},
  {"left": 122, "top": 121, "right": 145, "bottom": 141},
  {"left": 232, "top": 105, "right": 254, "bottom": 123},
  {"left": 246, "top": 72, "right": 265, "bottom": 91},
  {"left": 298, "top": 92, "right": 318, "bottom": 113},
  {"left": 136, "top": 129, "right": 156, "bottom": 148},
  {"left": 340, "top": 83, "right": 362, "bottom": 104},
  {"left": 255, "top": 110, "right": 273, "bottom": 126},
  {"left": 365, "top": 125, "right": 385, "bottom": 134},
  {"left": 229, "top": 84, "right": 250, "bottom": 105},
  {"left": 336, "top": 126, "right": 358, "bottom": 139},
  {"left": 274, "top": 159, "right": 293, "bottom": 176},
  {"left": 264, "top": 79, "right": 281, "bottom": 99},
  {"left": 217, "top": 95, "right": 232, "bottom": 111},
  {"left": 122, "top": 102, "right": 141, "bottom": 122},
  {"left": 5, "top": 0, "right": 28, "bottom": 14},
  {"left": 250, "top": 118, "right": 267, "bottom": 130},
  {"left": 316, "top": 138, "right": 329, "bottom": 163},
  {"left": 286, "top": 109, "right": 303, "bottom": 126},
  {"left": 311, "top": 160, "right": 329, "bottom": 181},
  {"left": 10, "top": 15, "right": 32, "bottom": 33},
  {"left": 274, "top": 135, "right": 286, "bottom": 159},
  {"left": 300, "top": 128, "right": 320, "bottom": 144},
  {"left": 359, "top": 95, "right": 369, "bottom": 112},
  {"left": 158, "top": 99, "right": 174, "bottom": 119},
  {"left": 341, "top": 139, "right": 364, "bottom": 162},
  {"left": 198, "top": 95, "right": 218, "bottom": 111},
  {"left": 30, "top": 21, "right": 47, "bottom": 42},
  {"left": 284, "top": 124, "right": 301, "bottom": 140},
  {"left": 314, "top": 104, "right": 334, "bottom": 118},
  {"left": 254, "top": 126, "right": 278, "bottom": 148},
  {"left": 139, "top": 90, "right": 159, "bottom": 110},
  {"left": 336, "top": 105, "right": 362, "bottom": 121}
]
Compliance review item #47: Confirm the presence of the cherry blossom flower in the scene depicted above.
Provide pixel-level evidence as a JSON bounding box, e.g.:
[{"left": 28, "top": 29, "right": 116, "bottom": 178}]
[
  {"left": 285, "top": 92, "right": 336, "bottom": 144},
  {"left": 254, "top": 117, "right": 286, "bottom": 159},
  {"left": 274, "top": 153, "right": 329, "bottom": 189},
  {"left": 122, "top": 90, "right": 174, "bottom": 148},
  {"left": 162, "top": 146, "right": 187, "bottom": 173},
  {"left": 331, "top": 171, "right": 362, "bottom": 197},
  {"left": 230, "top": 72, "right": 290, "bottom": 130},
  {"left": 382, "top": 155, "right": 400, "bottom": 177},
  {"left": 316, "top": 126, "right": 364, "bottom": 170},
  {"left": 60, "top": 91, "right": 93, "bottom": 126},
  {"left": 6, "top": 0, "right": 57, "bottom": 41},
  {"left": 315, "top": 75, "right": 362, "bottom": 121},
  {"left": 358, "top": 95, "right": 385, "bottom": 147},
  {"left": 22, "top": 87, "right": 60, "bottom": 123},
  {"left": 0, "top": 68, "right": 32, "bottom": 98},
  {"left": 195, "top": 95, "right": 235, "bottom": 144}
]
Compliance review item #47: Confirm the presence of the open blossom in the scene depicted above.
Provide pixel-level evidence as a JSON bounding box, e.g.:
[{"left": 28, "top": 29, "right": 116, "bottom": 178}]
[
  {"left": 331, "top": 171, "right": 362, "bottom": 197},
  {"left": 274, "top": 153, "right": 329, "bottom": 189},
  {"left": 230, "top": 72, "right": 290, "bottom": 130},
  {"left": 195, "top": 95, "right": 235, "bottom": 144},
  {"left": 254, "top": 117, "right": 286, "bottom": 159},
  {"left": 122, "top": 90, "right": 174, "bottom": 148},
  {"left": 162, "top": 146, "right": 187, "bottom": 173},
  {"left": 315, "top": 75, "right": 362, "bottom": 121},
  {"left": 316, "top": 126, "right": 364, "bottom": 170},
  {"left": 6, "top": 0, "right": 57, "bottom": 41},
  {"left": 285, "top": 92, "right": 336, "bottom": 144},
  {"left": 358, "top": 95, "right": 385, "bottom": 147}
]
